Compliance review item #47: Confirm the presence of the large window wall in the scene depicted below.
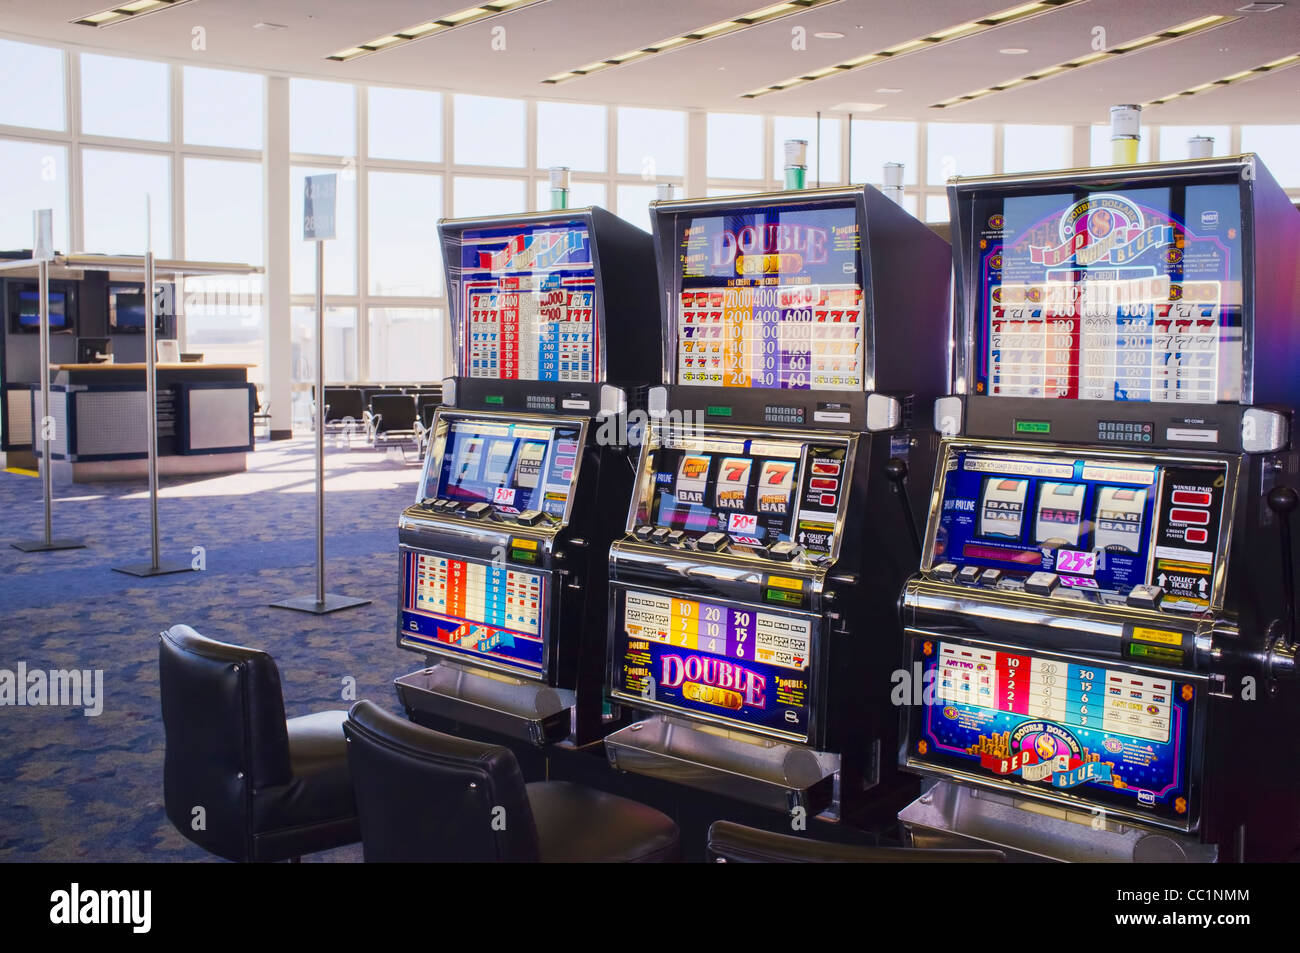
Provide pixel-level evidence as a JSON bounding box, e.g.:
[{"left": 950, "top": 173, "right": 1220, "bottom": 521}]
[{"left": 3, "top": 34, "right": 1298, "bottom": 427}]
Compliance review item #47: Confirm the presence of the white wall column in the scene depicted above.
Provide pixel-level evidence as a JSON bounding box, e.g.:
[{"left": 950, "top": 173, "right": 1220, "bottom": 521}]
[{"left": 264, "top": 76, "right": 292, "bottom": 438}]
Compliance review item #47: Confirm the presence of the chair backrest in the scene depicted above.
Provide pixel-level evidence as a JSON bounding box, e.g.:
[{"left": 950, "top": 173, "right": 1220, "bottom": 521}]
[
  {"left": 369, "top": 393, "right": 418, "bottom": 432},
  {"left": 706, "top": 820, "right": 1007, "bottom": 863},
  {"left": 344, "top": 700, "right": 541, "bottom": 862},
  {"left": 421, "top": 400, "right": 439, "bottom": 430},
  {"left": 158, "top": 624, "right": 292, "bottom": 861},
  {"left": 416, "top": 392, "right": 441, "bottom": 417},
  {"left": 323, "top": 387, "right": 364, "bottom": 422}
]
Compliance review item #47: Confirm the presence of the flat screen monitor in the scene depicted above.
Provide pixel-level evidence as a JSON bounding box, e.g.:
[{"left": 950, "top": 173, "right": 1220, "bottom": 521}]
[
  {"left": 108, "top": 282, "right": 163, "bottom": 333},
  {"left": 669, "top": 199, "right": 865, "bottom": 390},
  {"left": 456, "top": 220, "right": 598, "bottom": 382},
  {"left": 8, "top": 282, "right": 74, "bottom": 334},
  {"left": 431, "top": 418, "right": 582, "bottom": 521},
  {"left": 966, "top": 181, "right": 1244, "bottom": 403}
]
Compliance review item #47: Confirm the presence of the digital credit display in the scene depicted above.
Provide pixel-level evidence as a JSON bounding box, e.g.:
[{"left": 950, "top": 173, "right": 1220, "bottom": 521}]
[
  {"left": 433, "top": 419, "right": 581, "bottom": 520},
  {"left": 673, "top": 201, "right": 865, "bottom": 390},
  {"left": 634, "top": 432, "right": 847, "bottom": 555},
  {"left": 934, "top": 449, "right": 1226, "bottom": 610},
  {"left": 458, "top": 221, "right": 598, "bottom": 382},
  {"left": 970, "top": 182, "right": 1243, "bottom": 403},
  {"left": 400, "top": 550, "right": 545, "bottom": 673},
  {"left": 613, "top": 587, "right": 815, "bottom": 740},
  {"left": 909, "top": 638, "right": 1198, "bottom": 827}
]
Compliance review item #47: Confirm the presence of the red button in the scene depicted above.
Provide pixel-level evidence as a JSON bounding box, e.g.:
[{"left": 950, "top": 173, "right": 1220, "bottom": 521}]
[
  {"left": 1170, "top": 508, "right": 1210, "bottom": 525},
  {"left": 1185, "top": 527, "right": 1208, "bottom": 544},
  {"left": 810, "top": 478, "right": 838, "bottom": 491},
  {"left": 812, "top": 462, "right": 841, "bottom": 475},
  {"left": 1172, "top": 490, "right": 1212, "bottom": 507},
  {"left": 819, "top": 493, "right": 837, "bottom": 506}
]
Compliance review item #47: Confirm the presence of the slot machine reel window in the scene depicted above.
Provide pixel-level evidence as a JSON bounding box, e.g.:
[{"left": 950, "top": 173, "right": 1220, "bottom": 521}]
[
  {"left": 969, "top": 181, "right": 1244, "bottom": 403},
  {"left": 634, "top": 433, "right": 848, "bottom": 557},
  {"left": 935, "top": 448, "right": 1228, "bottom": 609},
  {"left": 433, "top": 419, "right": 582, "bottom": 521},
  {"left": 672, "top": 200, "right": 866, "bottom": 391},
  {"left": 457, "top": 220, "right": 599, "bottom": 383}
]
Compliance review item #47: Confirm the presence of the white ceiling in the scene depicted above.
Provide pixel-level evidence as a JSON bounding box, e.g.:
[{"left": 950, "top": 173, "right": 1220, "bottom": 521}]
[{"left": 2, "top": 0, "right": 1298, "bottom": 124}]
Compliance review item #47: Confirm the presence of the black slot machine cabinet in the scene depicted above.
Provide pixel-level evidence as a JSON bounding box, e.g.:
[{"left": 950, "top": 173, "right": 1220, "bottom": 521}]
[
  {"left": 603, "top": 185, "right": 952, "bottom": 822},
  {"left": 395, "top": 207, "right": 659, "bottom": 753},
  {"left": 898, "top": 156, "right": 1300, "bottom": 862}
]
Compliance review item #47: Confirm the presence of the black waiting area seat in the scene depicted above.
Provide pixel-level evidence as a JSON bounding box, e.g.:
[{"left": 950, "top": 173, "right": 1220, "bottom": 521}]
[
  {"left": 344, "top": 700, "right": 680, "bottom": 862},
  {"left": 705, "top": 820, "right": 1006, "bottom": 863},
  {"left": 157, "top": 625, "right": 360, "bottom": 862},
  {"left": 315, "top": 382, "right": 441, "bottom": 452},
  {"left": 363, "top": 392, "right": 421, "bottom": 457}
]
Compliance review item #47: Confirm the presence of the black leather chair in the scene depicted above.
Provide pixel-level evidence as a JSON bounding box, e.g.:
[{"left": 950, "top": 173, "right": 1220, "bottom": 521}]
[
  {"left": 158, "top": 625, "right": 360, "bottom": 862},
  {"left": 706, "top": 821, "right": 1006, "bottom": 863},
  {"left": 344, "top": 700, "right": 680, "bottom": 862}
]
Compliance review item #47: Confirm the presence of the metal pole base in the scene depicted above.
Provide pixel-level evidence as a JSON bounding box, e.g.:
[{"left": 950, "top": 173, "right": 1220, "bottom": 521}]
[
  {"left": 270, "top": 593, "right": 372, "bottom": 615},
  {"left": 12, "top": 538, "right": 86, "bottom": 553},
  {"left": 112, "top": 559, "right": 196, "bottom": 577}
]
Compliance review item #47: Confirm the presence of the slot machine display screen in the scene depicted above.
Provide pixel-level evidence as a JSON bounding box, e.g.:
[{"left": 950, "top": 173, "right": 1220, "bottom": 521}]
[
  {"left": 432, "top": 419, "right": 581, "bottom": 521},
  {"left": 968, "top": 180, "right": 1244, "bottom": 402},
  {"left": 457, "top": 221, "right": 598, "bottom": 382},
  {"left": 634, "top": 432, "right": 848, "bottom": 556},
  {"left": 400, "top": 549, "right": 547, "bottom": 674},
  {"left": 934, "top": 449, "right": 1227, "bottom": 611},
  {"left": 908, "top": 637, "right": 1199, "bottom": 828},
  {"left": 613, "top": 587, "right": 816, "bottom": 741},
  {"left": 671, "top": 200, "right": 865, "bottom": 390}
]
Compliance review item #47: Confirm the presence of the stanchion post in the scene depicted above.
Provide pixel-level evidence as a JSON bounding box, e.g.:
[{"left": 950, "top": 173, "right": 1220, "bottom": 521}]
[
  {"left": 12, "top": 209, "right": 84, "bottom": 553},
  {"left": 271, "top": 173, "right": 369, "bottom": 614}
]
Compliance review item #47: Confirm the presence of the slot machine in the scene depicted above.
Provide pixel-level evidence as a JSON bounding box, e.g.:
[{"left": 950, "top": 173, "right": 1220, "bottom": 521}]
[
  {"left": 898, "top": 156, "right": 1300, "bottom": 861},
  {"left": 395, "top": 207, "right": 659, "bottom": 749},
  {"left": 603, "top": 186, "right": 952, "bottom": 820}
]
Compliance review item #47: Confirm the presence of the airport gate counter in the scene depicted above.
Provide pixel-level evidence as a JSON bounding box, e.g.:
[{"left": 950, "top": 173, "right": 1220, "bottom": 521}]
[
  {"left": 897, "top": 155, "right": 1300, "bottom": 862},
  {"left": 602, "top": 185, "right": 952, "bottom": 823},
  {"left": 394, "top": 207, "right": 660, "bottom": 754}
]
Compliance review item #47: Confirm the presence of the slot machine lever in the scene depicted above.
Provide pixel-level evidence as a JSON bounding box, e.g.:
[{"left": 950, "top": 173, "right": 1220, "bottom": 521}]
[
  {"left": 885, "top": 458, "right": 922, "bottom": 562},
  {"left": 1267, "top": 486, "right": 1298, "bottom": 650}
]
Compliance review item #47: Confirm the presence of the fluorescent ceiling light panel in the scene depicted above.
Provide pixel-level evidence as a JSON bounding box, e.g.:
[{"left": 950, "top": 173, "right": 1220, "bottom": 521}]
[
  {"left": 742, "top": 0, "right": 1081, "bottom": 99},
  {"left": 931, "top": 14, "right": 1237, "bottom": 108},
  {"left": 1146, "top": 49, "right": 1300, "bottom": 105},
  {"left": 327, "top": 0, "right": 548, "bottom": 61},
  {"left": 542, "top": 0, "right": 843, "bottom": 85},
  {"left": 72, "top": 0, "right": 194, "bottom": 27}
]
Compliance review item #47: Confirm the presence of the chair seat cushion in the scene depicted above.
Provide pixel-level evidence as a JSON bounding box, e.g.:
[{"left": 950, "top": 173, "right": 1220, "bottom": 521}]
[
  {"left": 252, "top": 710, "right": 357, "bottom": 842},
  {"left": 526, "top": 781, "right": 679, "bottom": 863}
]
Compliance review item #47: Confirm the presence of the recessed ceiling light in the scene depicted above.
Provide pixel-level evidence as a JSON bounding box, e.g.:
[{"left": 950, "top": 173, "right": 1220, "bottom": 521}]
[
  {"left": 815, "top": 31, "right": 846, "bottom": 38},
  {"left": 328, "top": 0, "right": 546, "bottom": 61},
  {"left": 1146, "top": 48, "right": 1300, "bottom": 104},
  {"left": 253, "top": 22, "right": 288, "bottom": 31},
  {"left": 1237, "top": 3, "right": 1283, "bottom": 11},
  {"left": 742, "top": 0, "right": 1081, "bottom": 99},
  {"left": 829, "top": 101, "right": 885, "bottom": 112},
  {"left": 875, "top": 87, "right": 903, "bottom": 93},
  {"left": 72, "top": 0, "right": 195, "bottom": 27},
  {"left": 543, "top": 0, "right": 844, "bottom": 84},
  {"left": 933, "top": 13, "right": 1236, "bottom": 108},
  {"left": 999, "top": 47, "right": 1029, "bottom": 54}
]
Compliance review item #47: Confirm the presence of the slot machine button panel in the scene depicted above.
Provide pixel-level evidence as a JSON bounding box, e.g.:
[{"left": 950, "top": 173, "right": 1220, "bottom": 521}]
[
  {"left": 634, "top": 525, "right": 654, "bottom": 541},
  {"left": 957, "top": 565, "right": 983, "bottom": 585},
  {"left": 651, "top": 527, "right": 672, "bottom": 543},
  {"left": 667, "top": 530, "right": 686, "bottom": 545},
  {"left": 980, "top": 568, "right": 1004, "bottom": 587},
  {"left": 1127, "top": 584, "right": 1165, "bottom": 610},
  {"left": 466, "top": 502, "right": 492, "bottom": 518},
  {"left": 697, "top": 531, "right": 728, "bottom": 552},
  {"left": 1024, "top": 571, "right": 1060, "bottom": 596},
  {"left": 932, "top": 562, "right": 959, "bottom": 581},
  {"left": 442, "top": 501, "right": 461, "bottom": 513},
  {"left": 517, "top": 509, "right": 544, "bottom": 526}
]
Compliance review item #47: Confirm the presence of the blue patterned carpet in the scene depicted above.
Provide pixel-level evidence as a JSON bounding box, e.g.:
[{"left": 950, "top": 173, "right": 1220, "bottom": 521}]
[{"left": 0, "top": 438, "right": 426, "bottom": 862}]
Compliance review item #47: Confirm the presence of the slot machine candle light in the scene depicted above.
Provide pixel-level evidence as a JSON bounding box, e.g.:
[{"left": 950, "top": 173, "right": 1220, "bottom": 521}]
[
  {"left": 603, "top": 184, "right": 952, "bottom": 822},
  {"left": 898, "top": 155, "right": 1300, "bottom": 862}
]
